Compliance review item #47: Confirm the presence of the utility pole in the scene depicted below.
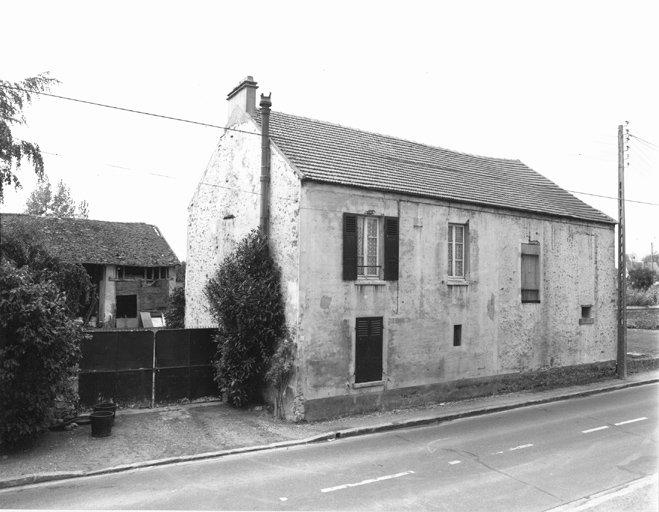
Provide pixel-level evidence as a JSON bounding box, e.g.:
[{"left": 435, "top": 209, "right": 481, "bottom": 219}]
[{"left": 617, "top": 124, "right": 627, "bottom": 379}]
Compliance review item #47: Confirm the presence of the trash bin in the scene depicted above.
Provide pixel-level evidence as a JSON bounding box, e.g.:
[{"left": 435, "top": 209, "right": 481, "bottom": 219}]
[
  {"left": 93, "top": 402, "right": 117, "bottom": 425},
  {"left": 90, "top": 411, "right": 114, "bottom": 437}
]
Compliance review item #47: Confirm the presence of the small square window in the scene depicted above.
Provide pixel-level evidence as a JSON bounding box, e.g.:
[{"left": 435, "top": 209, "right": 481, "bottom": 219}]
[
  {"left": 579, "top": 305, "right": 594, "bottom": 325},
  {"left": 453, "top": 325, "right": 462, "bottom": 347}
]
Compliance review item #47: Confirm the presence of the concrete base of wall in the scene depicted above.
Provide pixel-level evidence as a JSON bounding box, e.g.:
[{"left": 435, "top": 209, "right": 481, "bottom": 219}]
[{"left": 302, "top": 361, "right": 622, "bottom": 421}]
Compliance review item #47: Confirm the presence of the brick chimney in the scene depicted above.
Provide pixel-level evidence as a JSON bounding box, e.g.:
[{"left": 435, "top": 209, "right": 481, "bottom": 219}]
[{"left": 226, "top": 76, "right": 258, "bottom": 124}]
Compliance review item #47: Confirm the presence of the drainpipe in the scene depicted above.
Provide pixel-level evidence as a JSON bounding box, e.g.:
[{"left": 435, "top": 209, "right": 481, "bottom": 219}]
[{"left": 260, "top": 93, "right": 272, "bottom": 237}]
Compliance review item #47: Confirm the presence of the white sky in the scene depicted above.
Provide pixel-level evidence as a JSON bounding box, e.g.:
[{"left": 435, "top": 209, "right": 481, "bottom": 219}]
[{"left": 2, "top": 1, "right": 658, "bottom": 262}]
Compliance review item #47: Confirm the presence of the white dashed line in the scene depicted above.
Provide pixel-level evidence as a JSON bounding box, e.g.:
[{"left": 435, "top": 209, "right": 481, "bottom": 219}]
[
  {"left": 582, "top": 426, "right": 610, "bottom": 434},
  {"left": 321, "top": 471, "right": 415, "bottom": 493},
  {"left": 279, "top": 498, "right": 288, "bottom": 502},
  {"left": 492, "top": 444, "right": 534, "bottom": 454},
  {"left": 509, "top": 444, "right": 534, "bottom": 451},
  {"left": 448, "top": 460, "right": 461, "bottom": 465},
  {"left": 614, "top": 417, "right": 647, "bottom": 426}
]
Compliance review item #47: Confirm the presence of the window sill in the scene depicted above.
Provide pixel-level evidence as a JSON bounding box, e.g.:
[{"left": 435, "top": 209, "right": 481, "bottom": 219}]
[
  {"left": 354, "top": 280, "right": 387, "bottom": 286},
  {"left": 353, "top": 380, "right": 385, "bottom": 389},
  {"left": 446, "top": 279, "right": 469, "bottom": 286}
]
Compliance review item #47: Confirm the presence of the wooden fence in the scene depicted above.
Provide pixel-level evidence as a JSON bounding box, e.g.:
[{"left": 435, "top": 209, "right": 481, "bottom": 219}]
[{"left": 79, "top": 328, "right": 219, "bottom": 407}]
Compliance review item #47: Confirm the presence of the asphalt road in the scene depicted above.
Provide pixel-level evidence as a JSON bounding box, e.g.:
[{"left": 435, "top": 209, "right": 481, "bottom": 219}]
[{"left": 1, "top": 384, "right": 657, "bottom": 511}]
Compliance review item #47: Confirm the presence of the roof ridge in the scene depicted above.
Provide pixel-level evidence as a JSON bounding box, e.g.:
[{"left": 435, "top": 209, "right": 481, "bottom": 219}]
[
  {"left": 258, "top": 109, "right": 523, "bottom": 164},
  {"left": 0, "top": 212, "right": 154, "bottom": 227}
]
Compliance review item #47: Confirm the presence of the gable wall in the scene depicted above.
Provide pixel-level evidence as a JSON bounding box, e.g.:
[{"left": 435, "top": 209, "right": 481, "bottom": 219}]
[
  {"left": 295, "top": 182, "right": 616, "bottom": 418},
  {"left": 186, "top": 120, "right": 301, "bottom": 332}
]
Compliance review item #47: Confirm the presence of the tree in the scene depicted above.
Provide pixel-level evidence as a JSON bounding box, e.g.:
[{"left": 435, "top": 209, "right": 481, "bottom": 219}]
[
  {"left": 204, "top": 230, "right": 287, "bottom": 407},
  {"left": 24, "top": 177, "right": 89, "bottom": 218},
  {"left": 0, "top": 217, "right": 95, "bottom": 317},
  {"left": 628, "top": 267, "right": 658, "bottom": 292},
  {"left": 0, "top": 73, "right": 59, "bottom": 204},
  {"left": 0, "top": 260, "right": 84, "bottom": 447},
  {"left": 164, "top": 285, "right": 185, "bottom": 328}
]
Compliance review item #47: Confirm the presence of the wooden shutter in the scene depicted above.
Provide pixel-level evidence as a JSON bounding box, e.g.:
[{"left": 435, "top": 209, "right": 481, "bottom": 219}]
[
  {"left": 383, "top": 217, "right": 399, "bottom": 281},
  {"left": 343, "top": 213, "right": 358, "bottom": 280},
  {"left": 521, "top": 243, "right": 541, "bottom": 303},
  {"left": 355, "top": 317, "right": 384, "bottom": 383}
]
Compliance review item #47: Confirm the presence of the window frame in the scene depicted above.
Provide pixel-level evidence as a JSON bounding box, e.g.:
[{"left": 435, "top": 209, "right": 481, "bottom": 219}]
[
  {"left": 343, "top": 213, "right": 398, "bottom": 282},
  {"left": 447, "top": 223, "right": 468, "bottom": 282},
  {"left": 521, "top": 243, "right": 541, "bottom": 303}
]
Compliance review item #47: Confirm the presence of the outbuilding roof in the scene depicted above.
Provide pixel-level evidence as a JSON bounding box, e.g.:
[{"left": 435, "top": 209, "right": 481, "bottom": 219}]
[
  {"left": 0, "top": 213, "right": 180, "bottom": 266},
  {"left": 254, "top": 110, "right": 615, "bottom": 225}
]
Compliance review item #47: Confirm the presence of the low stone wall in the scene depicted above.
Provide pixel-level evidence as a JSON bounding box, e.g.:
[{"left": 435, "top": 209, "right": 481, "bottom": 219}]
[{"left": 627, "top": 306, "right": 659, "bottom": 330}]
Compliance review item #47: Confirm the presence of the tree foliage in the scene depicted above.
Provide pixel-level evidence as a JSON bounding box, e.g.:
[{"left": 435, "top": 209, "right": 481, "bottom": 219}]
[
  {"left": 204, "top": 230, "right": 287, "bottom": 407},
  {"left": 24, "top": 177, "right": 89, "bottom": 218},
  {"left": 628, "top": 267, "right": 658, "bottom": 292},
  {"left": 164, "top": 285, "right": 186, "bottom": 328},
  {"left": 0, "top": 73, "right": 60, "bottom": 204},
  {"left": 0, "top": 218, "right": 95, "bottom": 317},
  {"left": 0, "top": 260, "right": 84, "bottom": 447}
]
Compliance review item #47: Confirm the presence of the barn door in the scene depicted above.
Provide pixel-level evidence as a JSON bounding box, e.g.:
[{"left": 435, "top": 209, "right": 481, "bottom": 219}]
[{"left": 355, "top": 317, "right": 383, "bottom": 383}]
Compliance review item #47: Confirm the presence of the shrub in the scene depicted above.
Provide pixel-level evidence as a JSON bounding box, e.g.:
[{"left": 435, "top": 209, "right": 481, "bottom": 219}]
[
  {"left": 204, "top": 230, "right": 286, "bottom": 407},
  {"left": 626, "top": 284, "right": 659, "bottom": 307},
  {"left": 164, "top": 285, "right": 186, "bottom": 328},
  {"left": 0, "top": 260, "right": 84, "bottom": 447}
]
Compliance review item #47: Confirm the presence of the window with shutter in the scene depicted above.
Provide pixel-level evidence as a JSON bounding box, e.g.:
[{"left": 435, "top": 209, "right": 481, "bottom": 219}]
[
  {"left": 355, "top": 317, "right": 384, "bottom": 383},
  {"left": 343, "top": 214, "right": 399, "bottom": 281},
  {"left": 521, "top": 243, "right": 541, "bottom": 303}
]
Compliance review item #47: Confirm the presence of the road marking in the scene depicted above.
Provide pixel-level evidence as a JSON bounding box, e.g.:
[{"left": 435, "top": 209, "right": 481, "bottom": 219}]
[
  {"left": 320, "top": 471, "right": 415, "bottom": 493},
  {"left": 582, "top": 426, "right": 610, "bottom": 434},
  {"left": 279, "top": 498, "right": 287, "bottom": 501},
  {"left": 614, "top": 417, "right": 647, "bottom": 426},
  {"left": 509, "top": 444, "right": 534, "bottom": 451},
  {"left": 448, "top": 460, "right": 461, "bottom": 465},
  {"left": 492, "top": 444, "right": 534, "bottom": 454}
]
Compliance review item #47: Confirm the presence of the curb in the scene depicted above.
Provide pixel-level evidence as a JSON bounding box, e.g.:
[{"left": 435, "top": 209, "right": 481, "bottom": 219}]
[{"left": 1, "top": 377, "right": 657, "bottom": 491}]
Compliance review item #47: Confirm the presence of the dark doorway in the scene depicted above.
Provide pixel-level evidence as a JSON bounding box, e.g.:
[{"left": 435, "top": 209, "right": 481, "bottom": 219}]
[{"left": 355, "top": 317, "right": 383, "bottom": 383}]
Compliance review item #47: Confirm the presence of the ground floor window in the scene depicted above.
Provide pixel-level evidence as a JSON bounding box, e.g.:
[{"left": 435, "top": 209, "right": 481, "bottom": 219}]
[{"left": 355, "top": 317, "right": 383, "bottom": 383}]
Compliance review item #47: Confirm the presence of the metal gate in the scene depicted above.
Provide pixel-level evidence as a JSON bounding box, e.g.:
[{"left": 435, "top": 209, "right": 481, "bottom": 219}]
[{"left": 79, "top": 328, "right": 218, "bottom": 407}]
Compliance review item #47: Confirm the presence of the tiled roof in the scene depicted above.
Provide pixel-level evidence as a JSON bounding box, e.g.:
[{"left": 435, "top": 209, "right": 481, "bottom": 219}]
[
  {"left": 0, "top": 214, "right": 180, "bottom": 266},
  {"left": 253, "top": 111, "right": 615, "bottom": 225}
]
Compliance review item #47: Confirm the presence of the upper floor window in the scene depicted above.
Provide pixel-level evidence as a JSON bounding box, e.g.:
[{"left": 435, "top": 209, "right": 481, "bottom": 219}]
[
  {"left": 448, "top": 224, "right": 465, "bottom": 278},
  {"left": 343, "top": 213, "right": 398, "bottom": 281},
  {"left": 521, "top": 243, "right": 541, "bottom": 303}
]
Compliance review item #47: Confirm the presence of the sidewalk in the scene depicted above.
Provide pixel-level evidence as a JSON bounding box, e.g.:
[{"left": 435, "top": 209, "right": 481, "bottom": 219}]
[{"left": 1, "top": 368, "right": 657, "bottom": 490}]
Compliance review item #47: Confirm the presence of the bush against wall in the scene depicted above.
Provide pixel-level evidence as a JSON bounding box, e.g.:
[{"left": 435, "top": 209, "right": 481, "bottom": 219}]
[
  {"left": 204, "top": 230, "right": 286, "bottom": 408},
  {"left": 164, "top": 285, "right": 185, "bottom": 328},
  {"left": 0, "top": 260, "right": 84, "bottom": 447}
]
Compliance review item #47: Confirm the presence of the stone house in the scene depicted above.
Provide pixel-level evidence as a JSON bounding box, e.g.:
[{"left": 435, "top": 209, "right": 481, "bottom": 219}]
[
  {"left": 186, "top": 77, "right": 617, "bottom": 420},
  {"left": 0, "top": 213, "right": 180, "bottom": 328}
]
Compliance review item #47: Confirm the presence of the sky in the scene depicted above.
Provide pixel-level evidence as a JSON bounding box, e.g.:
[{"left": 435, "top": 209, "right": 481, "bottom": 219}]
[{"left": 1, "top": 1, "right": 658, "bottom": 263}]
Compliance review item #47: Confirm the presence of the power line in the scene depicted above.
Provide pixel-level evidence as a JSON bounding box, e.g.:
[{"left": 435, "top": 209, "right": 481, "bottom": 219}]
[
  {"left": 0, "top": 83, "right": 258, "bottom": 137},
  {"left": 567, "top": 189, "right": 659, "bottom": 206},
  {"left": 629, "top": 133, "right": 658, "bottom": 150}
]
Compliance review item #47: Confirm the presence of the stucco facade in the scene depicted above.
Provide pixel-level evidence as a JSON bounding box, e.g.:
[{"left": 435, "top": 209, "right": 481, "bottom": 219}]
[
  {"left": 295, "top": 183, "right": 616, "bottom": 418},
  {"left": 186, "top": 77, "right": 617, "bottom": 420}
]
